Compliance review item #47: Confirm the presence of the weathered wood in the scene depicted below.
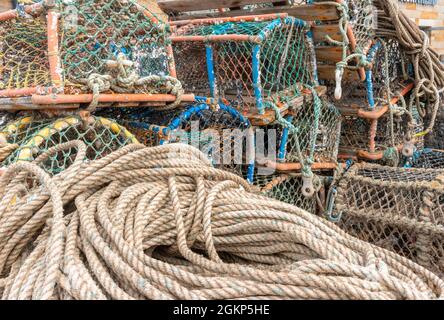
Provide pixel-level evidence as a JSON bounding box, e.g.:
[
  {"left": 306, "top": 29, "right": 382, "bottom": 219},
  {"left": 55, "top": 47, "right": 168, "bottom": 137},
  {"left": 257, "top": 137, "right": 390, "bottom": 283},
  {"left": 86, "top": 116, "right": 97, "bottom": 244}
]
[
  {"left": 315, "top": 46, "right": 344, "bottom": 63},
  {"left": 312, "top": 24, "right": 342, "bottom": 43},
  {"left": 138, "top": 0, "right": 168, "bottom": 22},
  {"left": 0, "top": 0, "right": 12, "bottom": 12},
  {"left": 317, "top": 65, "right": 360, "bottom": 81},
  {"left": 158, "top": 0, "right": 284, "bottom": 13},
  {"left": 169, "top": 3, "right": 339, "bottom": 21}
]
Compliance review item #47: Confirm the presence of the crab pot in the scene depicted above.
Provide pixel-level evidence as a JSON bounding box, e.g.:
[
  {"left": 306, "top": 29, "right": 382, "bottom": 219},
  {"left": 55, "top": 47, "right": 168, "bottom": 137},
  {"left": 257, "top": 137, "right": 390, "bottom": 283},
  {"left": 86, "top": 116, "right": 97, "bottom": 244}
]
[
  {"left": 408, "top": 149, "right": 444, "bottom": 169},
  {"left": 125, "top": 100, "right": 255, "bottom": 182},
  {"left": 339, "top": 104, "right": 424, "bottom": 163},
  {"left": 3, "top": 115, "right": 138, "bottom": 174},
  {"left": 252, "top": 173, "right": 320, "bottom": 214},
  {"left": 276, "top": 99, "right": 341, "bottom": 169},
  {"left": 0, "top": 0, "right": 182, "bottom": 108},
  {"left": 325, "top": 38, "right": 412, "bottom": 109},
  {"left": 335, "top": 163, "right": 444, "bottom": 277},
  {"left": 171, "top": 14, "right": 318, "bottom": 115}
]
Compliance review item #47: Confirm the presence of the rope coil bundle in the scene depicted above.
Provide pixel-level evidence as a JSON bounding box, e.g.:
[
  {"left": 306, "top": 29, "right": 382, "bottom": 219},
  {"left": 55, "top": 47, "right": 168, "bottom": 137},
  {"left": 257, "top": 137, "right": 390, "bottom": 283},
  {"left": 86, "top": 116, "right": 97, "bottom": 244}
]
[
  {"left": 0, "top": 142, "right": 443, "bottom": 300},
  {"left": 374, "top": 0, "right": 444, "bottom": 137}
]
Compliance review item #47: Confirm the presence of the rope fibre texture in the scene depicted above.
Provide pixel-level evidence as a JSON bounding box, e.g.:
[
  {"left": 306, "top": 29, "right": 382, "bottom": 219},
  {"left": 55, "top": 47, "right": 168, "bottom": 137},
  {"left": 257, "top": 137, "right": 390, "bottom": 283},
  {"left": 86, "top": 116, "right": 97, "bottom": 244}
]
[
  {"left": 375, "top": 0, "right": 444, "bottom": 135},
  {"left": 0, "top": 141, "right": 443, "bottom": 300}
]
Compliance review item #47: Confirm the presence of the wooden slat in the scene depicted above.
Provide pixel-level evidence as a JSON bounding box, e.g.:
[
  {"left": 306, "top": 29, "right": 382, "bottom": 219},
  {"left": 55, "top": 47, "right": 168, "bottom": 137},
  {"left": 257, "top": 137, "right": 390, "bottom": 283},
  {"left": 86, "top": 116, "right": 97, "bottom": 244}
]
[
  {"left": 315, "top": 46, "right": 343, "bottom": 63},
  {"left": 139, "top": 0, "right": 169, "bottom": 22},
  {"left": 312, "top": 24, "right": 342, "bottom": 43},
  {"left": 170, "top": 3, "right": 339, "bottom": 21},
  {"left": 317, "top": 65, "right": 360, "bottom": 81},
  {"left": 247, "top": 85, "right": 327, "bottom": 126},
  {"left": 0, "top": 0, "right": 12, "bottom": 12},
  {"left": 158, "top": 0, "right": 283, "bottom": 13}
]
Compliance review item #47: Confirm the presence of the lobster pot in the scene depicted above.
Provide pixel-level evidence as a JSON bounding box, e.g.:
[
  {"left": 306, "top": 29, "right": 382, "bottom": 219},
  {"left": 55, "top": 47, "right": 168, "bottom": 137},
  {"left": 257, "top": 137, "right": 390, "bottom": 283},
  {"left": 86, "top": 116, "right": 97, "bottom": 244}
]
[
  {"left": 347, "top": 0, "right": 376, "bottom": 53},
  {"left": 0, "top": 0, "right": 176, "bottom": 106},
  {"left": 171, "top": 15, "right": 317, "bottom": 114},
  {"left": 0, "top": 115, "right": 54, "bottom": 162},
  {"left": 253, "top": 173, "right": 318, "bottom": 214},
  {"left": 4, "top": 115, "right": 138, "bottom": 175},
  {"left": 410, "top": 149, "right": 444, "bottom": 169},
  {"left": 339, "top": 107, "right": 424, "bottom": 163},
  {"left": 327, "top": 38, "right": 411, "bottom": 110},
  {"left": 335, "top": 163, "right": 444, "bottom": 277},
  {"left": 126, "top": 102, "right": 255, "bottom": 182},
  {"left": 279, "top": 99, "right": 341, "bottom": 165},
  {"left": 0, "top": 12, "right": 50, "bottom": 92}
]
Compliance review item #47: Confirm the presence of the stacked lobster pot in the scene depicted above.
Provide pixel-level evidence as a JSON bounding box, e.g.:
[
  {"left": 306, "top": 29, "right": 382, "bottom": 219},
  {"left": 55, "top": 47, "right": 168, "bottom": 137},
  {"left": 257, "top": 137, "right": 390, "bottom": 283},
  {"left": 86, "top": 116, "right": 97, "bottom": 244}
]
[
  {"left": 312, "top": 0, "right": 424, "bottom": 167},
  {"left": 169, "top": 13, "right": 342, "bottom": 214},
  {"left": 0, "top": 0, "right": 191, "bottom": 173},
  {"left": 117, "top": 99, "right": 256, "bottom": 182},
  {"left": 405, "top": 148, "right": 444, "bottom": 169},
  {"left": 335, "top": 163, "right": 444, "bottom": 278},
  {"left": 335, "top": 38, "right": 423, "bottom": 167}
]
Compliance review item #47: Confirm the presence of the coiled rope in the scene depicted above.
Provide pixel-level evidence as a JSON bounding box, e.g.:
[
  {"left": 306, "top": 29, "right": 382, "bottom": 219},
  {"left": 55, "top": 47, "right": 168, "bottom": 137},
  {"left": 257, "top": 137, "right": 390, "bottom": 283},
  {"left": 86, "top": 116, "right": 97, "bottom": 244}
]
[
  {"left": 82, "top": 53, "right": 184, "bottom": 112},
  {"left": 0, "top": 141, "right": 443, "bottom": 300},
  {"left": 375, "top": 0, "right": 444, "bottom": 136}
]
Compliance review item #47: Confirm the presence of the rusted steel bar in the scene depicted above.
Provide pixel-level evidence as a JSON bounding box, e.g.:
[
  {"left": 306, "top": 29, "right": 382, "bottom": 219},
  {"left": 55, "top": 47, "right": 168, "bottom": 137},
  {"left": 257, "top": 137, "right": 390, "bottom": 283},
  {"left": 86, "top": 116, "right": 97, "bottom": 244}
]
[
  {"left": 47, "top": 10, "right": 64, "bottom": 91},
  {"left": 31, "top": 93, "right": 196, "bottom": 105},
  {"left": 166, "top": 44, "right": 178, "bottom": 78},
  {"left": 261, "top": 161, "right": 341, "bottom": 172},
  {"left": 357, "top": 82, "right": 415, "bottom": 119}
]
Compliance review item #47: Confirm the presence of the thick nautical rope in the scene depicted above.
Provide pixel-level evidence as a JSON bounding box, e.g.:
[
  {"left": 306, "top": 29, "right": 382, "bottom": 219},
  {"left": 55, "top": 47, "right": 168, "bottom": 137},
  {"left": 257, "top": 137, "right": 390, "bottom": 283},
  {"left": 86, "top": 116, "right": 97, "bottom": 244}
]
[
  {"left": 0, "top": 141, "right": 443, "bottom": 300},
  {"left": 375, "top": 0, "right": 444, "bottom": 137},
  {"left": 0, "top": 143, "right": 19, "bottom": 163},
  {"left": 81, "top": 53, "right": 184, "bottom": 111}
]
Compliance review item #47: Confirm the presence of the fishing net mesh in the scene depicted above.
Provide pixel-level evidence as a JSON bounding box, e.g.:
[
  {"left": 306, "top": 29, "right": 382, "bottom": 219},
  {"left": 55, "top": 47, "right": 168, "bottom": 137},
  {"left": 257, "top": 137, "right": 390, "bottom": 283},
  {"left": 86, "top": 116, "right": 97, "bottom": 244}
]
[
  {"left": 252, "top": 173, "right": 318, "bottom": 214},
  {"left": 2, "top": 116, "right": 138, "bottom": 175},
  {"left": 0, "top": 16, "right": 50, "bottom": 90},
  {"left": 340, "top": 106, "right": 423, "bottom": 157},
  {"left": 347, "top": 0, "right": 376, "bottom": 53},
  {"left": 173, "top": 17, "right": 316, "bottom": 113},
  {"left": 58, "top": 0, "right": 171, "bottom": 92},
  {"left": 0, "top": 116, "right": 53, "bottom": 146},
  {"left": 327, "top": 38, "right": 409, "bottom": 108},
  {"left": 282, "top": 99, "right": 341, "bottom": 164},
  {"left": 411, "top": 150, "right": 444, "bottom": 169},
  {"left": 335, "top": 163, "right": 444, "bottom": 277},
  {"left": 0, "top": 0, "right": 173, "bottom": 95},
  {"left": 122, "top": 104, "right": 253, "bottom": 179}
]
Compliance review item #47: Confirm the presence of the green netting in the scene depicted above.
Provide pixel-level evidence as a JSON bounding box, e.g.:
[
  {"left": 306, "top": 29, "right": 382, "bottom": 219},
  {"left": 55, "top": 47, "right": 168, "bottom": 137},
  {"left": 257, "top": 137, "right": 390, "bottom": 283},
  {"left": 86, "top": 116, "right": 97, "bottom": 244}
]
[
  {"left": 282, "top": 99, "right": 341, "bottom": 164},
  {"left": 252, "top": 173, "right": 318, "bottom": 214},
  {"left": 340, "top": 105, "right": 424, "bottom": 161},
  {"left": 0, "top": 16, "right": 50, "bottom": 90},
  {"left": 0, "top": 115, "right": 53, "bottom": 147},
  {"left": 58, "top": 0, "right": 172, "bottom": 92},
  {"left": 173, "top": 17, "right": 316, "bottom": 113},
  {"left": 4, "top": 115, "right": 138, "bottom": 175},
  {"left": 0, "top": 0, "right": 175, "bottom": 96}
]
